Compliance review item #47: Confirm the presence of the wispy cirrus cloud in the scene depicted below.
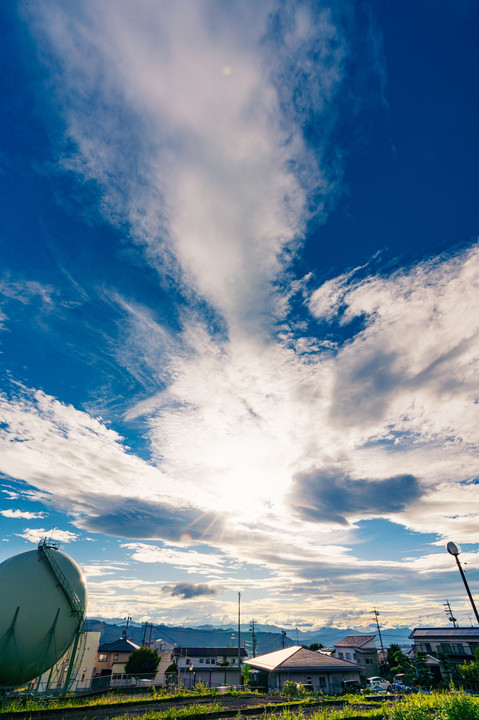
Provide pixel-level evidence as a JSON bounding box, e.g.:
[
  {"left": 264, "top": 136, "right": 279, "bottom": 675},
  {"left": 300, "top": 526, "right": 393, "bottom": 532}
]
[{"left": 25, "top": 0, "right": 347, "bottom": 334}]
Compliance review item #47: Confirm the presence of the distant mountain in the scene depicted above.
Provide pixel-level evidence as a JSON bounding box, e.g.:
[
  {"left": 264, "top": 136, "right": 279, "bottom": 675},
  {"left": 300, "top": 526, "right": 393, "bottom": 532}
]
[{"left": 85, "top": 618, "right": 413, "bottom": 655}]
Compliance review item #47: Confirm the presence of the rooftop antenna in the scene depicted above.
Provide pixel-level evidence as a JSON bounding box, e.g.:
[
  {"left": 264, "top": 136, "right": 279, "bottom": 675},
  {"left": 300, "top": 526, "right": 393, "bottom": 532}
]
[
  {"left": 443, "top": 600, "right": 458, "bottom": 628},
  {"left": 446, "top": 541, "right": 479, "bottom": 625}
]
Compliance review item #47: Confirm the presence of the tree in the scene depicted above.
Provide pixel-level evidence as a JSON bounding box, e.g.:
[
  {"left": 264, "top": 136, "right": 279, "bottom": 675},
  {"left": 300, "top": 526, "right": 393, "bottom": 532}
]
[
  {"left": 458, "top": 648, "right": 479, "bottom": 690},
  {"left": 386, "top": 644, "right": 402, "bottom": 668},
  {"left": 125, "top": 647, "right": 161, "bottom": 677},
  {"left": 388, "top": 646, "right": 414, "bottom": 678},
  {"left": 413, "top": 651, "right": 432, "bottom": 686}
]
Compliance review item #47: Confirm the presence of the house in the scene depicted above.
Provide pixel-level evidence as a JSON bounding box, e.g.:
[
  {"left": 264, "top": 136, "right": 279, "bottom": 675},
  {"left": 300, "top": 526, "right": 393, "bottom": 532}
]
[
  {"left": 247, "top": 645, "right": 361, "bottom": 693},
  {"left": 172, "top": 646, "right": 248, "bottom": 688},
  {"left": 95, "top": 637, "right": 140, "bottom": 677},
  {"left": 409, "top": 627, "right": 479, "bottom": 681},
  {"left": 334, "top": 635, "right": 379, "bottom": 677},
  {"left": 150, "top": 639, "right": 175, "bottom": 686}
]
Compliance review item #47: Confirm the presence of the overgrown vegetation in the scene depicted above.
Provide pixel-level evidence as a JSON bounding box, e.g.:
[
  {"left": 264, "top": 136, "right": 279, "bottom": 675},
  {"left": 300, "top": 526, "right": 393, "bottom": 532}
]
[
  {"left": 0, "top": 688, "right": 261, "bottom": 713},
  {"left": 458, "top": 648, "right": 479, "bottom": 691},
  {"left": 383, "top": 690, "right": 479, "bottom": 720},
  {"left": 110, "top": 702, "right": 221, "bottom": 720},
  {"left": 263, "top": 706, "right": 383, "bottom": 720}
]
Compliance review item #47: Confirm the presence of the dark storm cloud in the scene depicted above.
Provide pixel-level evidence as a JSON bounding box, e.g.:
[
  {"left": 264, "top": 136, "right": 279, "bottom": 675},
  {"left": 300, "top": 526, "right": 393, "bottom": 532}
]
[
  {"left": 288, "top": 467, "right": 422, "bottom": 525},
  {"left": 166, "top": 582, "right": 218, "bottom": 599},
  {"left": 77, "top": 497, "right": 226, "bottom": 543}
]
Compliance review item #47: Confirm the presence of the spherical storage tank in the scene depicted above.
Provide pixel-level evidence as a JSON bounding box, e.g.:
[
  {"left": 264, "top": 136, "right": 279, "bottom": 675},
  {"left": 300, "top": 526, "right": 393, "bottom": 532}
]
[{"left": 0, "top": 542, "right": 87, "bottom": 687}]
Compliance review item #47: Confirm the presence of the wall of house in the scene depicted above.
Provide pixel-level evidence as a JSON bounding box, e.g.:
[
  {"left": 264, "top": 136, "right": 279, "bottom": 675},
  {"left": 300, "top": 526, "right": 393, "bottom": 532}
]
[
  {"left": 76, "top": 632, "right": 101, "bottom": 689},
  {"left": 353, "top": 653, "right": 379, "bottom": 678},
  {"left": 176, "top": 666, "right": 240, "bottom": 688},
  {"left": 269, "top": 670, "right": 361, "bottom": 693},
  {"left": 95, "top": 651, "right": 131, "bottom": 674}
]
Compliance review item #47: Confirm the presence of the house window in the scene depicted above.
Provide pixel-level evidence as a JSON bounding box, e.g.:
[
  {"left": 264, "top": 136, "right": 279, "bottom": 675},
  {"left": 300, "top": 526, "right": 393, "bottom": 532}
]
[
  {"left": 200, "top": 658, "right": 204, "bottom": 663},
  {"left": 451, "top": 644, "right": 464, "bottom": 655},
  {"left": 440, "top": 643, "right": 452, "bottom": 654},
  {"left": 98, "top": 654, "right": 108, "bottom": 662},
  {"left": 338, "top": 652, "right": 343, "bottom": 659},
  {"left": 211, "top": 659, "right": 216, "bottom": 665},
  {"left": 365, "top": 658, "right": 372, "bottom": 665},
  {"left": 113, "top": 654, "right": 119, "bottom": 661}
]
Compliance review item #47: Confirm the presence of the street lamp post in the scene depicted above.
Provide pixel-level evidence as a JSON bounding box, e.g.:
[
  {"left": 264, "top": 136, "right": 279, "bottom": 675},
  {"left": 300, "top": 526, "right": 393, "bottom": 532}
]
[{"left": 446, "top": 541, "right": 479, "bottom": 625}]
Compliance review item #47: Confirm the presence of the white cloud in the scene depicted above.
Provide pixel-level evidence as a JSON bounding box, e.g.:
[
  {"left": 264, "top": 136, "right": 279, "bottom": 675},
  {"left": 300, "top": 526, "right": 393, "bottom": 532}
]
[
  {"left": 121, "top": 542, "right": 227, "bottom": 571},
  {"left": 0, "top": 387, "right": 175, "bottom": 508},
  {"left": 16, "top": 527, "right": 78, "bottom": 544},
  {"left": 0, "top": 509, "right": 46, "bottom": 519}
]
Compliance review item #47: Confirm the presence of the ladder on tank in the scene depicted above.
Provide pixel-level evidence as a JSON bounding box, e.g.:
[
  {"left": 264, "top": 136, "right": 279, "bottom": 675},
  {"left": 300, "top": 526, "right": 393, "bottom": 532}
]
[
  {"left": 37, "top": 539, "right": 86, "bottom": 695},
  {"left": 38, "top": 539, "right": 84, "bottom": 621}
]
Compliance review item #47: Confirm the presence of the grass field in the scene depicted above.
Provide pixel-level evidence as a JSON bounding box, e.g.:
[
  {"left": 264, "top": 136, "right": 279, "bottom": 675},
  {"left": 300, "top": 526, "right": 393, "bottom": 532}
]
[{"left": 3, "top": 689, "right": 479, "bottom": 720}]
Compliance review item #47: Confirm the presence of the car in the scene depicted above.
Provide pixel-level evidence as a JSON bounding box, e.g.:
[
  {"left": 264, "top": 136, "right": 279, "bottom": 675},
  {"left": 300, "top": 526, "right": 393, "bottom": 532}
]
[
  {"left": 366, "top": 676, "right": 392, "bottom": 691},
  {"left": 342, "top": 679, "right": 362, "bottom": 692}
]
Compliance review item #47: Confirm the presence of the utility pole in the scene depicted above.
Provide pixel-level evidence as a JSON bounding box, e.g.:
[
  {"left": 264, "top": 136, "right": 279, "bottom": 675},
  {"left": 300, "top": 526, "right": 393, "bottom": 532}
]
[
  {"left": 443, "top": 600, "right": 458, "bottom": 628},
  {"left": 142, "top": 621, "right": 148, "bottom": 646},
  {"left": 371, "top": 609, "right": 385, "bottom": 661},
  {"left": 237, "top": 592, "right": 241, "bottom": 686},
  {"left": 249, "top": 619, "right": 257, "bottom": 657},
  {"left": 148, "top": 623, "right": 153, "bottom": 647},
  {"left": 123, "top": 615, "right": 132, "bottom": 639},
  {"left": 281, "top": 630, "right": 286, "bottom": 649}
]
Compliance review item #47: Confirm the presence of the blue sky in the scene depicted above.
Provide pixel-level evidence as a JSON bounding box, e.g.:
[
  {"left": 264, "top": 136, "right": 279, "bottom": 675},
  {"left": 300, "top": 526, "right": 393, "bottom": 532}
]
[{"left": 1, "top": 0, "right": 479, "bottom": 631}]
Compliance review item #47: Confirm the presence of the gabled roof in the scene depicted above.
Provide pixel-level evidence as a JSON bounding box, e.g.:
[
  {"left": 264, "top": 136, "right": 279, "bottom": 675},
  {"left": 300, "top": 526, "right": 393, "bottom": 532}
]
[
  {"left": 98, "top": 638, "right": 140, "bottom": 653},
  {"left": 247, "top": 646, "right": 360, "bottom": 673},
  {"left": 173, "top": 647, "right": 247, "bottom": 658},
  {"left": 335, "top": 635, "right": 376, "bottom": 648}
]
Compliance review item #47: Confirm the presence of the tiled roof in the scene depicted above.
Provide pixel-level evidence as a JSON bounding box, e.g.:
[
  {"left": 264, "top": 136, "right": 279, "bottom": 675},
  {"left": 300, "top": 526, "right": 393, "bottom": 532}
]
[
  {"left": 173, "top": 647, "right": 247, "bottom": 658},
  {"left": 98, "top": 638, "right": 140, "bottom": 653},
  {"left": 248, "top": 646, "right": 360, "bottom": 673},
  {"left": 335, "top": 635, "right": 376, "bottom": 648}
]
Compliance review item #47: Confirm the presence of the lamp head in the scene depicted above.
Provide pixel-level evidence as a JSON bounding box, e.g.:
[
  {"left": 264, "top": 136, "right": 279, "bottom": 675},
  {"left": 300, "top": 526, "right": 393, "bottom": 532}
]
[{"left": 447, "top": 541, "right": 461, "bottom": 556}]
